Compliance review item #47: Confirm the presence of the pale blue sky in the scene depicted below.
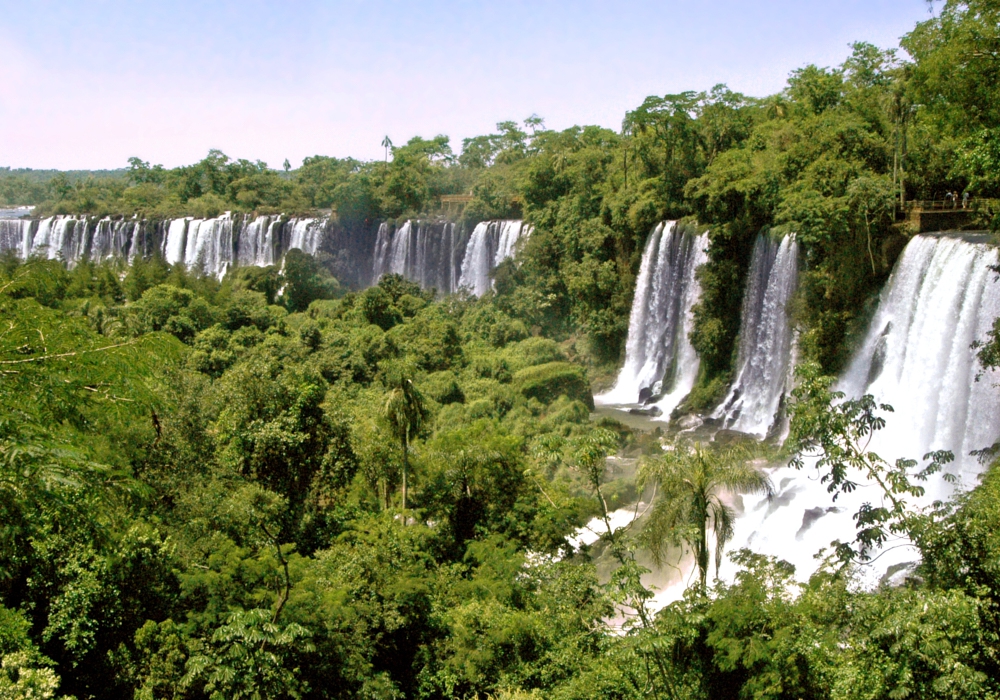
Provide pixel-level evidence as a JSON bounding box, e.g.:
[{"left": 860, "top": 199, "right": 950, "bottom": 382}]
[{"left": 0, "top": 1, "right": 937, "bottom": 169}]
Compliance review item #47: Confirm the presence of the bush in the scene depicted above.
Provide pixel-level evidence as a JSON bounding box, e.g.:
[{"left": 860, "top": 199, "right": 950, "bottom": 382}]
[
  {"left": 420, "top": 371, "right": 465, "bottom": 405},
  {"left": 504, "top": 337, "right": 566, "bottom": 371},
  {"left": 513, "top": 362, "right": 593, "bottom": 410}
]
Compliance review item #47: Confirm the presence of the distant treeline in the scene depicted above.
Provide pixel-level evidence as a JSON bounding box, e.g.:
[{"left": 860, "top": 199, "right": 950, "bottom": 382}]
[{"left": 0, "top": 167, "right": 127, "bottom": 206}]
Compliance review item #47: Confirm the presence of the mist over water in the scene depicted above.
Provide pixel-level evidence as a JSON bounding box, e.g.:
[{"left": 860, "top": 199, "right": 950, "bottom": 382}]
[
  {"left": 839, "top": 234, "right": 1000, "bottom": 475},
  {"left": 723, "top": 234, "right": 1000, "bottom": 585}
]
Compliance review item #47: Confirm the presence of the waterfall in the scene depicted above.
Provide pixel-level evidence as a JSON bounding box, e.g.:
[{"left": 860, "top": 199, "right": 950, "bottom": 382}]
[
  {"left": 90, "top": 218, "right": 136, "bottom": 261},
  {"left": 287, "top": 218, "right": 324, "bottom": 255},
  {"left": 0, "top": 212, "right": 338, "bottom": 278},
  {"left": 597, "top": 222, "right": 709, "bottom": 419},
  {"left": 457, "top": 220, "right": 526, "bottom": 296},
  {"left": 713, "top": 233, "right": 799, "bottom": 437},
  {"left": 1, "top": 216, "right": 137, "bottom": 266},
  {"left": 457, "top": 222, "right": 491, "bottom": 295},
  {"left": 839, "top": 234, "right": 1000, "bottom": 473},
  {"left": 30, "top": 216, "right": 88, "bottom": 262},
  {"left": 388, "top": 220, "right": 415, "bottom": 277},
  {"left": 163, "top": 218, "right": 189, "bottom": 264},
  {"left": 372, "top": 219, "right": 487, "bottom": 294},
  {"left": 163, "top": 213, "right": 303, "bottom": 277},
  {"left": 237, "top": 215, "right": 279, "bottom": 267},
  {"left": 723, "top": 234, "right": 1000, "bottom": 585},
  {"left": 372, "top": 223, "right": 391, "bottom": 282},
  {"left": 182, "top": 215, "right": 235, "bottom": 277},
  {"left": 0, "top": 219, "right": 34, "bottom": 258}
]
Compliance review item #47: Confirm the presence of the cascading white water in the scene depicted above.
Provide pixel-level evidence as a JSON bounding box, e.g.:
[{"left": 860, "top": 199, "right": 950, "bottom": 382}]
[
  {"left": 89, "top": 218, "right": 136, "bottom": 261},
  {"left": 163, "top": 218, "right": 189, "bottom": 265},
  {"left": 839, "top": 234, "right": 1000, "bottom": 473},
  {"left": 495, "top": 220, "right": 525, "bottom": 267},
  {"left": 597, "top": 222, "right": 709, "bottom": 419},
  {"left": 236, "top": 215, "right": 280, "bottom": 267},
  {"left": 287, "top": 218, "right": 323, "bottom": 255},
  {"left": 457, "top": 220, "right": 526, "bottom": 296},
  {"left": 159, "top": 214, "right": 323, "bottom": 276},
  {"left": 1, "top": 216, "right": 134, "bottom": 265},
  {"left": 1, "top": 212, "right": 332, "bottom": 278},
  {"left": 388, "top": 220, "right": 414, "bottom": 277},
  {"left": 374, "top": 220, "right": 460, "bottom": 292},
  {"left": 372, "top": 223, "right": 392, "bottom": 282},
  {"left": 182, "top": 215, "right": 235, "bottom": 277},
  {"left": 713, "top": 233, "right": 799, "bottom": 437},
  {"left": 30, "top": 216, "right": 87, "bottom": 262},
  {"left": 457, "top": 222, "right": 492, "bottom": 295},
  {"left": 238, "top": 216, "right": 267, "bottom": 267},
  {"left": 722, "top": 234, "right": 1000, "bottom": 585},
  {"left": 370, "top": 219, "right": 522, "bottom": 295},
  {"left": 182, "top": 219, "right": 204, "bottom": 264},
  {"left": 0, "top": 219, "right": 34, "bottom": 258}
]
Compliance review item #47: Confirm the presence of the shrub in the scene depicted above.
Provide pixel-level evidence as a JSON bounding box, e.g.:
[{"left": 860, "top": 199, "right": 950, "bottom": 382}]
[{"left": 513, "top": 362, "right": 593, "bottom": 410}]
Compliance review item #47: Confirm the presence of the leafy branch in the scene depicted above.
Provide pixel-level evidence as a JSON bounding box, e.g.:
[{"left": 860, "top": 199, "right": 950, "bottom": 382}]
[{"left": 786, "top": 362, "right": 954, "bottom": 564}]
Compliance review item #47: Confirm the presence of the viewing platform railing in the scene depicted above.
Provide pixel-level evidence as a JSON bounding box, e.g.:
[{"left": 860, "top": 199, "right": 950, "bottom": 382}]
[
  {"left": 901, "top": 198, "right": 996, "bottom": 233},
  {"left": 906, "top": 199, "right": 977, "bottom": 211}
]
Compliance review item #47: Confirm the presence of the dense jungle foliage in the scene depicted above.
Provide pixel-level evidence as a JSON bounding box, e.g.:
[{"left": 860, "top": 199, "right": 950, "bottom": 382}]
[{"left": 3, "top": 2, "right": 1000, "bottom": 698}]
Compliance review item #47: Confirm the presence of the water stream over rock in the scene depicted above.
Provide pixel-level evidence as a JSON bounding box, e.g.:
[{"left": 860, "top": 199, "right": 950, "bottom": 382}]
[
  {"left": 596, "top": 221, "right": 708, "bottom": 418},
  {"left": 713, "top": 233, "right": 799, "bottom": 437}
]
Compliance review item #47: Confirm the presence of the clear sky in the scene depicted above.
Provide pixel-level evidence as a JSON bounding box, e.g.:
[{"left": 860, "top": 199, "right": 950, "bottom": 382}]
[{"left": 0, "top": 0, "right": 937, "bottom": 170}]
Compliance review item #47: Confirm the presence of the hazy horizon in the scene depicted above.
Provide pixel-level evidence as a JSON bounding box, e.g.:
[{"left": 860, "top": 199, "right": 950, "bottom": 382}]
[{"left": 1, "top": 0, "right": 936, "bottom": 170}]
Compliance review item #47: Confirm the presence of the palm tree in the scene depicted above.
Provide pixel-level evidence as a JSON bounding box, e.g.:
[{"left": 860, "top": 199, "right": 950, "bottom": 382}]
[
  {"left": 382, "top": 369, "right": 426, "bottom": 514},
  {"left": 639, "top": 441, "right": 773, "bottom": 592},
  {"left": 381, "top": 135, "right": 393, "bottom": 168}
]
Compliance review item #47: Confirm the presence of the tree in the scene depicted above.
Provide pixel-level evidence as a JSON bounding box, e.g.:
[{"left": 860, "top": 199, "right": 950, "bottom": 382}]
[
  {"left": 786, "top": 362, "right": 954, "bottom": 565},
  {"left": 639, "top": 441, "right": 773, "bottom": 591},
  {"left": 183, "top": 608, "right": 314, "bottom": 700},
  {"left": 903, "top": 0, "right": 1000, "bottom": 132},
  {"left": 280, "top": 249, "right": 339, "bottom": 313},
  {"left": 381, "top": 135, "right": 393, "bottom": 167},
  {"left": 524, "top": 114, "right": 545, "bottom": 135},
  {"left": 381, "top": 365, "right": 428, "bottom": 514}
]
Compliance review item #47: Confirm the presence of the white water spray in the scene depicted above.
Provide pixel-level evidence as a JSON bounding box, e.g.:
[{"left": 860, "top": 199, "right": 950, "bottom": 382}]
[{"left": 723, "top": 234, "right": 1000, "bottom": 584}]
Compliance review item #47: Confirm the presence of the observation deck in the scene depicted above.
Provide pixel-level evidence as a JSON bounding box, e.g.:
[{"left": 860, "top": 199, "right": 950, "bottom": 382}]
[{"left": 905, "top": 199, "right": 979, "bottom": 233}]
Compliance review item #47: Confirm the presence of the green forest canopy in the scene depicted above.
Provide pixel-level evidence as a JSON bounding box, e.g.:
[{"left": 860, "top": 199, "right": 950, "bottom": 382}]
[{"left": 3, "top": 2, "right": 1000, "bottom": 698}]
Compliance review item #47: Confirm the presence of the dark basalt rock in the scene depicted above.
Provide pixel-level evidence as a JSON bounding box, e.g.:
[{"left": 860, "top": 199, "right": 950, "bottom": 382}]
[{"left": 629, "top": 405, "right": 662, "bottom": 417}]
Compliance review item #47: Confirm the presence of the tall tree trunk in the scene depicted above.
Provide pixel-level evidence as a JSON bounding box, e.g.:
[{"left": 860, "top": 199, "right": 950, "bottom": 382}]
[
  {"left": 697, "top": 519, "right": 709, "bottom": 592},
  {"left": 401, "top": 426, "right": 409, "bottom": 516},
  {"left": 624, "top": 145, "right": 628, "bottom": 189},
  {"left": 900, "top": 118, "right": 908, "bottom": 209}
]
